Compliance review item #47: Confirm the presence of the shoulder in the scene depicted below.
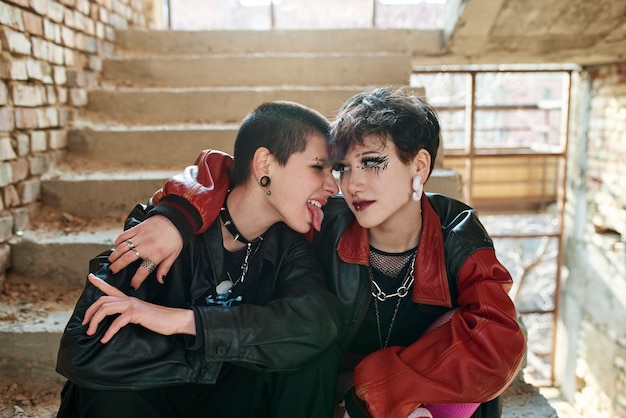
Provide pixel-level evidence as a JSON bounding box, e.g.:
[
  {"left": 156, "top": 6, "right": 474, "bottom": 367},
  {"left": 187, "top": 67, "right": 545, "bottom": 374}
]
[
  {"left": 426, "top": 193, "right": 493, "bottom": 252},
  {"left": 322, "top": 195, "right": 354, "bottom": 229},
  {"left": 264, "top": 222, "right": 313, "bottom": 255}
]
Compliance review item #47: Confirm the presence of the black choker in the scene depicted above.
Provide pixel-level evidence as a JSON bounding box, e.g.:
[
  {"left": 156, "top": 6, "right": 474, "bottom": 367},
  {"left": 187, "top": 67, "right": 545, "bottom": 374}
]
[{"left": 220, "top": 201, "right": 262, "bottom": 245}]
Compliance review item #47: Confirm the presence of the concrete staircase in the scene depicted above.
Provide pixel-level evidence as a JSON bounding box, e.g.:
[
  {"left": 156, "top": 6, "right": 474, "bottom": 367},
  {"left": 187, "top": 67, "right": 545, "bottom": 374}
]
[
  {"left": 1, "top": 29, "right": 552, "bottom": 416},
  {"left": 1, "top": 29, "right": 420, "bottom": 411}
]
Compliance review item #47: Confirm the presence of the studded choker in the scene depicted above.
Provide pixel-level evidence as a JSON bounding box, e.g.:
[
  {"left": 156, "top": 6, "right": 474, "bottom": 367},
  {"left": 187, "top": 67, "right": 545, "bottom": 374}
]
[{"left": 220, "top": 199, "right": 262, "bottom": 245}]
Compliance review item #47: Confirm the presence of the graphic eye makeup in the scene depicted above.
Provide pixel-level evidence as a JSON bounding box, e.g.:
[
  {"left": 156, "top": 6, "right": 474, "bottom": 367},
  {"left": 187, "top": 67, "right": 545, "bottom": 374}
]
[
  {"left": 361, "top": 155, "right": 389, "bottom": 173},
  {"left": 332, "top": 154, "right": 389, "bottom": 178}
]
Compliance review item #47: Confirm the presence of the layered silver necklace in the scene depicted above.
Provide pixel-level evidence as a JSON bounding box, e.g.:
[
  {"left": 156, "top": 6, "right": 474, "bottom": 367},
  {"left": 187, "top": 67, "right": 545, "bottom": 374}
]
[
  {"left": 217, "top": 200, "right": 263, "bottom": 295},
  {"left": 368, "top": 248, "right": 417, "bottom": 348}
]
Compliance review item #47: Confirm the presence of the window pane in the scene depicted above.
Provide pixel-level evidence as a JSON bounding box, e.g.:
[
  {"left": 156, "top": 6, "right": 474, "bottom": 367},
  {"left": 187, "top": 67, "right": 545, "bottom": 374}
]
[
  {"left": 170, "top": 0, "right": 272, "bottom": 30},
  {"left": 474, "top": 108, "right": 562, "bottom": 149},
  {"left": 375, "top": 1, "right": 445, "bottom": 29},
  {"left": 275, "top": 0, "right": 371, "bottom": 29},
  {"left": 412, "top": 73, "right": 468, "bottom": 150},
  {"left": 169, "top": 0, "right": 448, "bottom": 29},
  {"left": 411, "top": 73, "right": 467, "bottom": 106},
  {"left": 475, "top": 72, "right": 566, "bottom": 106},
  {"left": 438, "top": 110, "right": 465, "bottom": 149}
]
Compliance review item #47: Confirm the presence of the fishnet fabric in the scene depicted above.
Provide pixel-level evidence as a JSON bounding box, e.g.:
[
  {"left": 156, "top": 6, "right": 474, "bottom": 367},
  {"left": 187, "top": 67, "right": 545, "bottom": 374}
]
[{"left": 369, "top": 247, "right": 414, "bottom": 277}]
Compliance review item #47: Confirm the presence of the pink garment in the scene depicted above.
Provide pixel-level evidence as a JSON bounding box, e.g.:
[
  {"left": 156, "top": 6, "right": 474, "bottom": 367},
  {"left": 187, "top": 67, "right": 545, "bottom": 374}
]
[{"left": 421, "top": 402, "right": 480, "bottom": 418}]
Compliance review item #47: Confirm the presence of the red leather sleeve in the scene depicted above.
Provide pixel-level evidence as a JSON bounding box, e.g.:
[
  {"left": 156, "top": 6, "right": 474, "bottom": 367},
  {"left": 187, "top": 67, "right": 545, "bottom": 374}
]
[
  {"left": 152, "top": 149, "right": 233, "bottom": 234},
  {"left": 353, "top": 249, "right": 526, "bottom": 418}
]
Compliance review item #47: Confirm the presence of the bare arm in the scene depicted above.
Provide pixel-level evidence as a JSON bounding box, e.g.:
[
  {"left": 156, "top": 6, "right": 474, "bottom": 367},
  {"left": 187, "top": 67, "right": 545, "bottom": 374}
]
[{"left": 83, "top": 273, "right": 195, "bottom": 344}]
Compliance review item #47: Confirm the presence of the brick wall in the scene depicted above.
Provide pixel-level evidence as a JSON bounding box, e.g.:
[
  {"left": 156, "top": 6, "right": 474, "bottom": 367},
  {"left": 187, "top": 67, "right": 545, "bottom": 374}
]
[
  {"left": 557, "top": 64, "right": 626, "bottom": 417},
  {"left": 0, "top": 0, "right": 148, "bottom": 286},
  {"left": 587, "top": 64, "right": 626, "bottom": 238}
]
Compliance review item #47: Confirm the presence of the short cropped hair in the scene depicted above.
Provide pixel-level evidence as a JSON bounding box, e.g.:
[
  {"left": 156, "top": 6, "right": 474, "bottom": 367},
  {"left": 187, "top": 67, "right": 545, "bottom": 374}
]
[
  {"left": 231, "top": 101, "right": 330, "bottom": 186},
  {"left": 329, "top": 87, "right": 440, "bottom": 175}
]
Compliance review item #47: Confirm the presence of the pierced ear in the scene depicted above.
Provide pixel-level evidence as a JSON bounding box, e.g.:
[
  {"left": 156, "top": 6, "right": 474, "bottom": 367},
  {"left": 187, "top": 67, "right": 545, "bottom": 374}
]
[
  {"left": 252, "top": 147, "right": 273, "bottom": 178},
  {"left": 413, "top": 149, "right": 431, "bottom": 178}
]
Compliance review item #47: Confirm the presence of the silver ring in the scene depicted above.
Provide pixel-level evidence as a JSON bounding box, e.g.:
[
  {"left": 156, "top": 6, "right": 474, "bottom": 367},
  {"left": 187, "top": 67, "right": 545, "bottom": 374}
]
[
  {"left": 133, "top": 249, "right": 140, "bottom": 259},
  {"left": 140, "top": 258, "right": 157, "bottom": 273},
  {"left": 127, "top": 239, "right": 135, "bottom": 250}
]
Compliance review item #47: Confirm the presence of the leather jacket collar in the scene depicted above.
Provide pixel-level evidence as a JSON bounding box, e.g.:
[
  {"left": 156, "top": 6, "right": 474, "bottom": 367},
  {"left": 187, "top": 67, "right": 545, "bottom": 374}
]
[{"left": 336, "top": 196, "right": 452, "bottom": 307}]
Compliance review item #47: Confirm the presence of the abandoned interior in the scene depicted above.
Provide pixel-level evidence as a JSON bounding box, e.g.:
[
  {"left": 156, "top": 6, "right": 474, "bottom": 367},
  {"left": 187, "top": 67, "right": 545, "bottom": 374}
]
[{"left": 0, "top": 0, "right": 625, "bottom": 416}]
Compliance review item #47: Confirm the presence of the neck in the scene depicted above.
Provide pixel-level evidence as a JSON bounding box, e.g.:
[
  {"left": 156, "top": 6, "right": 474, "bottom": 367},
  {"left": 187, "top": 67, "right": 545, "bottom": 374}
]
[
  {"left": 221, "top": 185, "right": 275, "bottom": 250},
  {"left": 368, "top": 201, "right": 423, "bottom": 253}
]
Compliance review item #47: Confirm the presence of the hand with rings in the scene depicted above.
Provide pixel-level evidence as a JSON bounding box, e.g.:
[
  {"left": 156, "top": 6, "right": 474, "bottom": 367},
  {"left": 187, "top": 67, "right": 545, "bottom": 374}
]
[
  {"left": 108, "top": 215, "right": 184, "bottom": 290},
  {"left": 126, "top": 239, "right": 141, "bottom": 259},
  {"left": 126, "top": 238, "right": 157, "bottom": 273},
  {"left": 140, "top": 258, "right": 157, "bottom": 274}
]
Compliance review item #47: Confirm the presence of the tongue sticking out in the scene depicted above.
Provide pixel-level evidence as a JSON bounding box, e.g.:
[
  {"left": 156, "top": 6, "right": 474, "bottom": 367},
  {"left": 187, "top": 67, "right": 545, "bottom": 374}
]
[{"left": 307, "top": 202, "right": 325, "bottom": 232}]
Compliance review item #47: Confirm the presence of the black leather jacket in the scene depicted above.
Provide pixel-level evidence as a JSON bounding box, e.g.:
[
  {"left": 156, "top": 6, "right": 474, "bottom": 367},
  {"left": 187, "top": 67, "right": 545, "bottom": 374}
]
[
  {"left": 56, "top": 203, "right": 341, "bottom": 390},
  {"left": 311, "top": 194, "right": 525, "bottom": 415}
]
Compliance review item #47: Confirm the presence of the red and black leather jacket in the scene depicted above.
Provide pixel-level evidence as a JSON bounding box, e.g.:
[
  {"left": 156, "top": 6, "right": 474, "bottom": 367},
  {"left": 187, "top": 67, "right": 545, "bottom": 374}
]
[{"left": 147, "top": 149, "right": 526, "bottom": 418}]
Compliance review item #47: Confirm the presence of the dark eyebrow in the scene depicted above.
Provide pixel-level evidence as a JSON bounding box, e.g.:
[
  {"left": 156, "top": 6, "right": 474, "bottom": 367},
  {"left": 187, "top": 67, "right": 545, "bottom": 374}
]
[{"left": 360, "top": 150, "right": 383, "bottom": 158}]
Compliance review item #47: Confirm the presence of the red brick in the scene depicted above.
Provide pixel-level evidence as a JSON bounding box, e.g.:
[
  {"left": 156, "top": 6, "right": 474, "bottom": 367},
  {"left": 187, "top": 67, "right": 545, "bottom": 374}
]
[
  {"left": 48, "top": 129, "right": 67, "bottom": 149},
  {"left": 14, "top": 107, "right": 38, "bottom": 129},
  {"left": 0, "top": 82, "right": 7, "bottom": 105},
  {"left": 2, "top": 185, "right": 20, "bottom": 207},
  {"left": 16, "top": 178, "right": 41, "bottom": 204},
  {"left": 22, "top": 11, "right": 43, "bottom": 36},
  {"left": 10, "top": 158, "right": 28, "bottom": 181}
]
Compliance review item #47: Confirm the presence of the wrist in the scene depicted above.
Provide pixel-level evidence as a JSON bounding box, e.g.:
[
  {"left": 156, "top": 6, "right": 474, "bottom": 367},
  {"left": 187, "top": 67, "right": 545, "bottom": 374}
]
[{"left": 148, "top": 195, "right": 202, "bottom": 243}]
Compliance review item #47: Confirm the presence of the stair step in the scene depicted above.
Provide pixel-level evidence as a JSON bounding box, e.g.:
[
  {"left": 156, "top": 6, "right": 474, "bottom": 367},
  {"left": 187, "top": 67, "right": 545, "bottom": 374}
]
[
  {"left": 81, "top": 87, "right": 380, "bottom": 125},
  {"left": 0, "top": 278, "right": 80, "bottom": 385},
  {"left": 0, "top": 279, "right": 560, "bottom": 418},
  {"left": 101, "top": 54, "right": 411, "bottom": 88},
  {"left": 67, "top": 125, "right": 237, "bottom": 169},
  {"left": 41, "top": 171, "right": 172, "bottom": 219},
  {"left": 10, "top": 221, "right": 121, "bottom": 286},
  {"left": 114, "top": 29, "right": 442, "bottom": 56}
]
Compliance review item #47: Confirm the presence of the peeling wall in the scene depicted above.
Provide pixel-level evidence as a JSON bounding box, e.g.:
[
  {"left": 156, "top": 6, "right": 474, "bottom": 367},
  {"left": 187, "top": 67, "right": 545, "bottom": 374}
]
[{"left": 557, "top": 63, "right": 626, "bottom": 417}]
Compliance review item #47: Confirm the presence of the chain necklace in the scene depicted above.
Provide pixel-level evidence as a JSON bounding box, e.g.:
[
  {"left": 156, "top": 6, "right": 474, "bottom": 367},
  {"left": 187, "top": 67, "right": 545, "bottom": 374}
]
[
  {"left": 217, "top": 240, "right": 262, "bottom": 297},
  {"left": 217, "top": 195, "right": 264, "bottom": 295},
  {"left": 369, "top": 252, "right": 416, "bottom": 348}
]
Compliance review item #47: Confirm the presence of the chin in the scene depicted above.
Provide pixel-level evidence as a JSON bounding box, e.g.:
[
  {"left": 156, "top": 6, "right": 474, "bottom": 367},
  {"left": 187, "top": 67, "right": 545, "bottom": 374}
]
[
  {"left": 287, "top": 222, "right": 310, "bottom": 234},
  {"left": 353, "top": 214, "right": 379, "bottom": 229}
]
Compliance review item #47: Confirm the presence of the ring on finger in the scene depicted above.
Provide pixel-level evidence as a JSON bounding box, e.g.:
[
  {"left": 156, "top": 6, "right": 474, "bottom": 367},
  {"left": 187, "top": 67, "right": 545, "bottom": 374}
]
[
  {"left": 140, "top": 258, "right": 157, "bottom": 273},
  {"left": 133, "top": 249, "right": 140, "bottom": 259},
  {"left": 127, "top": 239, "right": 136, "bottom": 250}
]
